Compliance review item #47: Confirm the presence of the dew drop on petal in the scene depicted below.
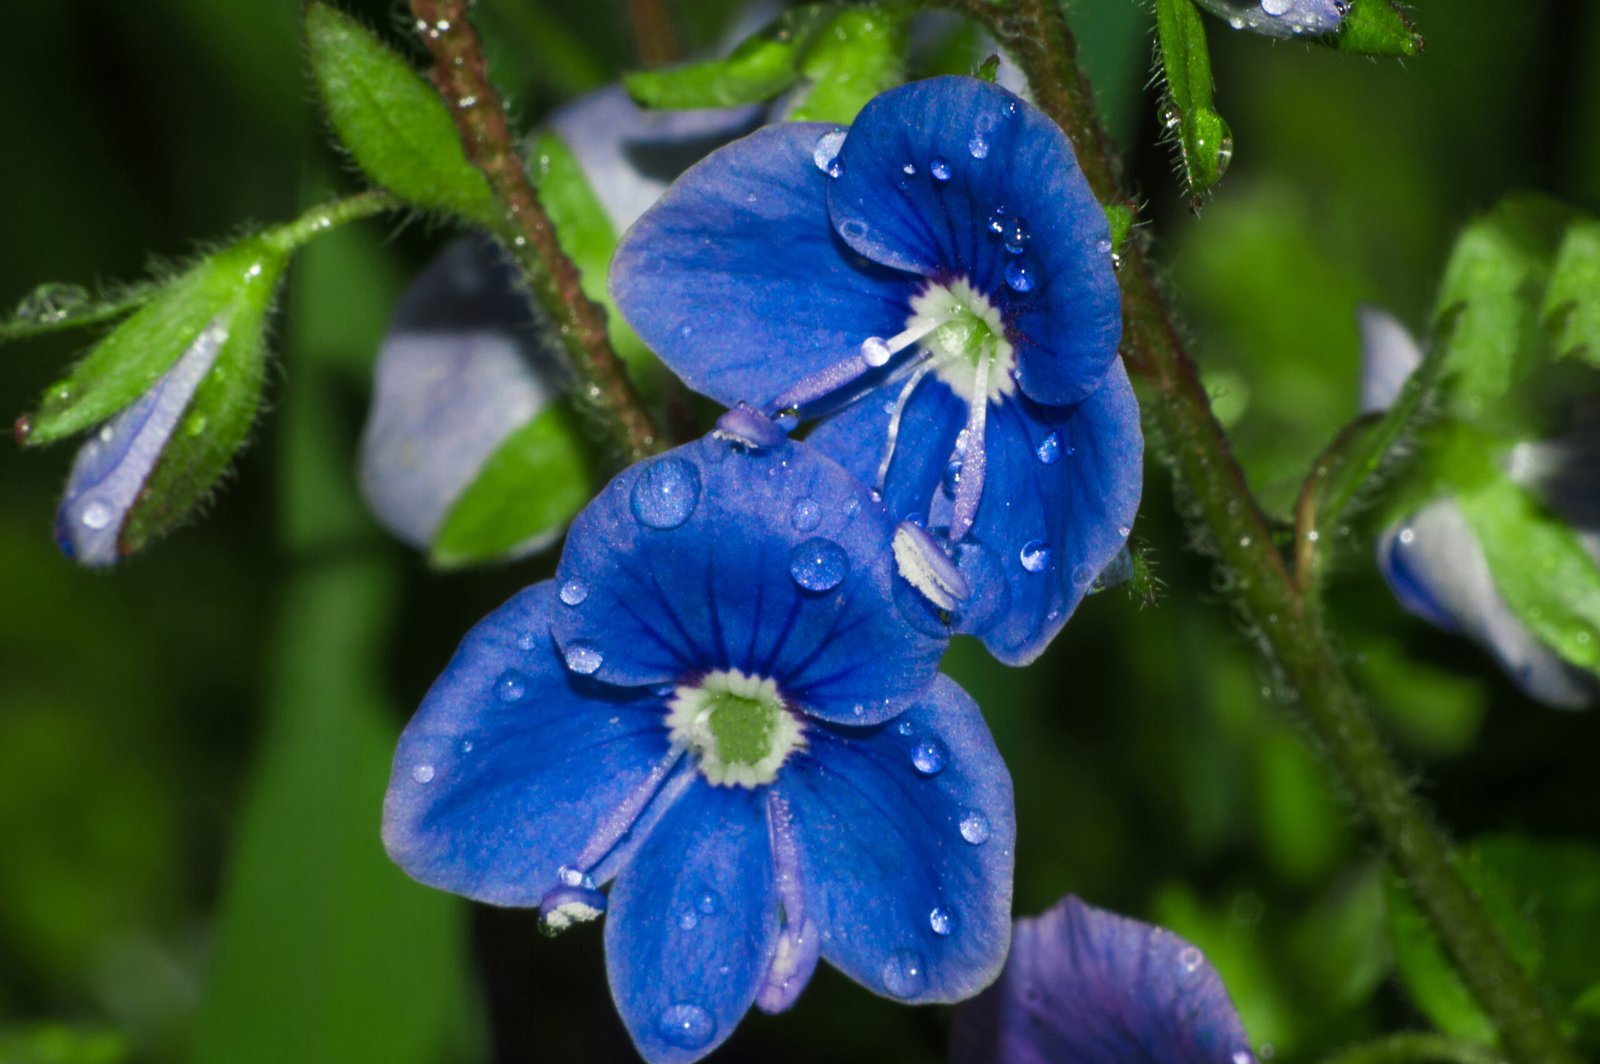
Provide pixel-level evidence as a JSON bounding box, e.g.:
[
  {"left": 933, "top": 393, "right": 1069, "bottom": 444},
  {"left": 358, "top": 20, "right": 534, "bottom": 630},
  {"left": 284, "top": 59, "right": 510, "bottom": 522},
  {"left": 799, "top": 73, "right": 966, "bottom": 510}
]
[
  {"left": 411, "top": 763, "right": 435, "bottom": 784},
  {"left": 967, "top": 134, "right": 989, "bottom": 159},
  {"left": 516, "top": 631, "right": 538, "bottom": 651},
  {"left": 1036, "top": 431, "right": 1061, "bottom": 464},
  {"left": 459, "top": 738, "right": 475, "bottom": 754},
  {"left": 657, "top": 1004, "right": 717, "bottom": 1050},
  {"left": 812, "top": 129, "right": 847, "bottom": 177},
  {"left": 881, "top": 950, "right": 928, "bottom": 999},
  {"left": 789, "top": 537, "right": 849, "bottom": 592},
  {"left": 678, "top": 909, "right": 699, "bottom": 931},
  {"left": 697, "top": 891, "right": 721, "bottom": 915},
  {"left": 1001, "top": 217, "right": 1030, "bottom": 254},
  {"left": 1020, "top": 539, "right": 1052, "bottom": 573},
  {"left": 81, "top": 501, "right": 112, "bottom": 530},
  {"left": 896, "top": 718, "right": 915, "bottom": 737},
  {"left": 1071, "top": 562, "right": 1095, "bottom": 586},
  {"left": 929, "top": 907, "right": 954, "bottom": 936},
  {"left": 930, "top": 157, "right": 953, "bottom": 182},
  {"left": 559, "top": 579, "right": 588, "bottom": 606},
  {"left": 494, "top": 669, "right": 528, "bottom": 702},
  {"left": 563, "top": 640, "right": 603, "bottom": 675},
  {"left": 630, "top": 456, "right": 701, "bottom": 530},
  {"left": 911, "top": 736, "right": 948, "bottom": 775},
  {"left": 1177, "top": 946, "right": 1203, "bottom": 975},
  {"left": 959, "top": 810, "right": 991, "bottom": 845},
  {"left": 790, "top": 496, "right": 822, "bottom": 532},
  {"left": 1005, "top": 259, "right": 1036, "bottom": 293},
  {"left": 902, "top": 162, "right": 916, "bottom": 175}
]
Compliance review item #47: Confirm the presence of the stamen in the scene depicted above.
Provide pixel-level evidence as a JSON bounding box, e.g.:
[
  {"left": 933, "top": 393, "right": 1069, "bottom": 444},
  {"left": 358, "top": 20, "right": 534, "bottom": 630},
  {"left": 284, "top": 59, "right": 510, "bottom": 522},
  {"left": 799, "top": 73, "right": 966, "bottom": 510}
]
[
  {"left": 861, "top": 315, "right": 950, "bottom": 368},
  {"left": 756, "top": 792, "right": 820, "bottom": 1014},
  {"left": 876, "top": 363, "right": 933, "bottom": 492},
  {"left": 948, "top": 348, "right": 992, "bottom": 542},
  {"left": 769, "top": 352, "right": 878, "bottom": 415},
  {"left": 570, "top": 748, "right": 689, "bottom": 877}
]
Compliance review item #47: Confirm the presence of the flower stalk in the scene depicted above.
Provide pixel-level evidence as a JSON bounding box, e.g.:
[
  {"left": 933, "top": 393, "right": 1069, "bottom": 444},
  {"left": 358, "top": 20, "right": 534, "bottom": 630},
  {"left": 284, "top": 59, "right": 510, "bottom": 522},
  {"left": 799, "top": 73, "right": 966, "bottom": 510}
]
[
  {"left": 408, "top": 0, "right": 661, "bottom": 463},
  {"left": 965, "top": 1, "right": 1578, "bottom": 1061}
]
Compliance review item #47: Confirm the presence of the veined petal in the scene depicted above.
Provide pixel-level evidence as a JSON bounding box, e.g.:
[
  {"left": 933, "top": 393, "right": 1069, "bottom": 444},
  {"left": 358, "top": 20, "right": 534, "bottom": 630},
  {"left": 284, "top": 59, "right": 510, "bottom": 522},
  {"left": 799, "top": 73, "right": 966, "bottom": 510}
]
[
  {"left": 828, "top": 76, "right": 1121, "bottom": 406},
  {"left": 611, "top": 122, "right": 918, "bottom": 411},
  {"left": 950, "top": 896, "right": 1254, "bottom": 1064},
  {"left": 551, "top": 438, "right": 947, "bottom": 724},
  {"left": 382, "top": 582, "right": 676, "bottom": 905},
  {"left": 776, "top": 675, "right": 1015, "bottom": 1004},
  {"left": 606, "top": 781, "right": 776, "bottom": 1064}
]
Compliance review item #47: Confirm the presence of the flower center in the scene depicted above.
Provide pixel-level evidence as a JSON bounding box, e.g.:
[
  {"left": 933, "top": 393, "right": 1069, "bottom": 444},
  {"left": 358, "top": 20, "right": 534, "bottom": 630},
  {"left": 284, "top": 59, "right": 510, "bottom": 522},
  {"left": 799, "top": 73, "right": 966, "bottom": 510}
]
[
  {"left": 666, "top": 669, "right": 805, "bottom": 788},
  {"left": 905, "top": 279, "right": 1015, "bottom": 404}
]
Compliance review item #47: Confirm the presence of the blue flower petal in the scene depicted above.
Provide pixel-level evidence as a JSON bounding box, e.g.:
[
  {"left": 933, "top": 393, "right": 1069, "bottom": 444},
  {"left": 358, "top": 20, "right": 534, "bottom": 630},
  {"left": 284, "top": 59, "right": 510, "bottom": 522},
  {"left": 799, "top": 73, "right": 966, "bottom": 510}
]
[
  {"left": 358, "top": 237, "right": 563, "bottom": 551},
  {"left": 1194, "top": 0, "right": 1347, "bottom": 39},
  {"left": 828, "top": 76, "right": 1121, "bottom": 406},
  {"left": 610, "top": 123, "right": 919, "bottom": 410},
  {"left": 1357, "top": 306, "right": 1422, "bottom": 415},
  {"left": 383, "top": 582, "right": 680, "bottom": 905},
  {"left": 606, "top": 781, "right": 776, "bottom": 1064},
  {"left": 950, "top": 895, "right": 1254, "bottom": 1064},
  {"left": 808, "top": 361, "right": 1143, "bottom": 664},
  {"left": 775, "top": 675, "right": 1015, "bottom": 1004},
  {"left": 551, "top": 438, "right": 948, "bottom": 724}
]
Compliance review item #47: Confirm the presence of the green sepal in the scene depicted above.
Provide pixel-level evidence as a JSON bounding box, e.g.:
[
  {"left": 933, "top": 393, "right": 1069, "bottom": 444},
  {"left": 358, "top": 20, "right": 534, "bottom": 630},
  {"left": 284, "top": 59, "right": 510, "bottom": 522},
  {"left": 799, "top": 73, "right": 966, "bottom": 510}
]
[
  {"left": 304, "top": 3, "right": 498, "bottom": 226},
  {"left": 429, "top": 402, "right": 596, "bottom": 569},
  {"left": 786, "top": 7, "right": 908, "bottom": 124},
  {"left": 622, "top": 5, "right": 837, "bottom": 109},
  {"left": 1154, "top": 0, "right": 1234, "bottom": 202},
  {"left": 1, "top": 281, "right": 159, "bottom": 344},
  {"left": 1543, "top": 218, "right": 1600, "bottom": 367},
  {"left": 529, "top": 132, "right": 661, "bottom": 398},
  {"left": 24, "top": 240, "right": 285, "bottom": 446},
  {"left": 1432, "top": 195, "right": 1575, "bottom": 426},
  {"left": 1104, "top": 203, "right": 1135, "bottom": 257},
  {"left": 974, "top": 54, "right": 1000, "bottom": 84},
  {"left": 1334, "top": 0, "right": 1425, "bottom": 58},
  {"left": 119, "top": 257, "right": 283, "bottom": 555}
]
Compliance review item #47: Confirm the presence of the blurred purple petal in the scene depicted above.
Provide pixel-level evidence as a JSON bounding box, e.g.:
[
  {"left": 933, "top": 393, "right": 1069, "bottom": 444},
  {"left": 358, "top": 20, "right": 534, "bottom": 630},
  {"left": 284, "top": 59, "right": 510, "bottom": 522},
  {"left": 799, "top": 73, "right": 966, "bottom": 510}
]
[
  {"left": 950, "top": 896, "right": 1253, "bottom": 1064},
  {"left": 1193, "top": 0, "right": 1347, "bottom": 38},
  {"left": 1358, "top": 305, "right": 1423, "bottom": 415}
]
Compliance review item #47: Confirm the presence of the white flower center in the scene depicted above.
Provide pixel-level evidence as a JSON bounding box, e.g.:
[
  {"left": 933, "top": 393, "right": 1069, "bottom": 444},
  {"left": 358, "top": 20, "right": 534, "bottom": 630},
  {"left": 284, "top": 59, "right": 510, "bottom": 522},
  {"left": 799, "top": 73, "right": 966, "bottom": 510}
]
[
  {"left": 906, "top": 279, "right": 1015, "bottom": 404},
  {"left": 666, "top": 669, "right": 805, "bottom": 788}
]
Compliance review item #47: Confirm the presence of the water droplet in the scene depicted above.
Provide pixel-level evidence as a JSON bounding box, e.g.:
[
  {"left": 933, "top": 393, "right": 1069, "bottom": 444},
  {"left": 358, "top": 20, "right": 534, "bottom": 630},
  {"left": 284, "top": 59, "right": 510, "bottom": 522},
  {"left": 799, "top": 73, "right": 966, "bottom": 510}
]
[
  {"left": 838, "top": 218, "right": 868, "bottom": 243},
  {"left": 81, "top": 500, "right": 112, "bottom": 531},
  {"left": 559, "top": 579, "right": 588, "bottom": 606},
  {"left": 1001, "top": 216, "right": 1030, "bottom": 254},
  {"left": 14, "top": 282, "right": 90, "bottom": 324},
  {"left": 1261, "top": 0, "right": 1291, "bottom": 14},
  {"left": 630, "top": 457, "right": 701, "bottom": 530},
  {"left": 986, "top": 212, "right": 1006, "bottom": 236},
  {"left": 967, "top": 134, "right": 989, "bottom": 159},
  {"left": 657, "top": 1004, "right": 716, "bottom": 1050},
  {"left": 896, "top": 719, "right": 915, "bottom": 737},
  {"left": 678, "top": 909, "right": 699, "bottom": 931},
  {"left": 1019, "top": 539, "right": 1052, "bottom": 573},
  {"left": 1161, "top": 101, "right": 1182, "bottom": 130},
  {"left": 941, "top": 456, "right": 962, "bottom": 498},
  {"left": 959, "top": 810, "right": 991, "bottom": 845},
  {"left": 13, "top": 415, "right": 34, "bottom": 446},
  {"left": 1071, "top": 562, "right": 1095, "bottom": 586},
  {"left": 1215, "top": 128, "right": 1235, "bottom": 177},
  {"left": 697, "top": 891, "right": 721, "bottom": 915},
  {"left": 412, "top": 763, "right": 435, "bottom": 784},
  {"left": 1005, "top": 259, "right": 1035, "bottom": 294},
  {"left": 929, "top": 907, "right": 954, "bottom": 936},
  {"left": 460, "top": 739, "right": 475, "bottom": 754},
  {"left": 902, "top": 162, "right": 916, "bottom": 175},
  {"left": 1177, "top": 946, "right": 1203, "bottom": 974},
  {"left": 911, "top": 736, "right": 948, "bottom": 775},
  {"left": 930, "top": 157, "right": 953, "bottom": 182},
  {"left": 812, "top": 129, "right": 847, "bottom": 177},
  {"left": 1036, "top": 431, "right": 1061, "bottom": 464},
  {"left": 494, "top": 669, "right": 527, "bottom": 702},
  {"left": 563, "top": 640, "right": 603, "bottom": 675},
  {"left": 790, "top": 497, "right": 822, "bottom": 532},
  {"left": 516, "top": 631, "right": 538, "bottom": 651},
  {"left": 789, "top": 537, "right": 849, "bottom": 592},
  {"left": 881, "top": 950, "right": 928, "bottom": 999},
  {"left": 860, "top": 336, "right": 893, "bottom": 367}
]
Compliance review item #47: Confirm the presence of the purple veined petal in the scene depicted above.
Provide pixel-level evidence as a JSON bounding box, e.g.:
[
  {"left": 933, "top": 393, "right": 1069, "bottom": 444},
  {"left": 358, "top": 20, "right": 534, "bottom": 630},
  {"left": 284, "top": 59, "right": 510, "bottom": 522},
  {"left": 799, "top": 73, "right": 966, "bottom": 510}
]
[
  {"left": 550, "top": 437, "right": 948, "bottom": 724},
  {"left": 1379, "top": 501, "right": 1598, "bottom": 709},
  {"left": 358, "top": 237, "right": 565, "bottom": 553},
  {"left": 1192, "top": 0, "right": 1348, "bottom": 38},
  {"left": 606, "top": 780, "right": 777, "bottom": 1064},
  {"left": 549, "top": 85, "right": 765, "bottom": 235},
  {"left": 382, "top": 582, "right": 688, "bottom": 906},
  {"left": 827, "top": 76, "right": 1121, "bottom": 407},
  {"left": 775, "top": 675, "right": 1016, "bottom": 1005},
  {"left": 950, "top": 896, "right": 1255, "bottom": 1064},
  {"left": 1358, "top": 305, "right": 1423, "bottom": 415},
  {"left": 55, "top": 317, "right": 229, "bottom": 567}
]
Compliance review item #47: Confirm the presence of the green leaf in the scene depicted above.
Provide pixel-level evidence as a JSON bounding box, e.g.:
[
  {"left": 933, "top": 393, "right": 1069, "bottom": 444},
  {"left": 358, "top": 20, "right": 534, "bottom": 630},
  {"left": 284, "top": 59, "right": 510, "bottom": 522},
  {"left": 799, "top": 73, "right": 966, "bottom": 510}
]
[
  {"left": 1451, "top": 452, "right": 1600, "bottom": 673},
  {"left": 1154, "top": 0, "right": 1234, "bottom": 202},
  {"left": 23, "top": 240, "right": 284, "bottom": 446},
  {"left": 530, "top": 131, "right": 660, "bottom": 396},
  {"left": 787, "top": 8, "right": 908, "bottom": 124},
  {"left": 1543, "top": 218, "right": 1600, "bottom": 367},
  {"left": 1472, "top": 836, "right": 1600, "bottom": 1003},
  {"left": 0, "top": 281, "right": 158, "bottom": 343},
  {"left": 0, "top": 1026, "right": 130, "bottom": 1064},
  {"left": 304, "top": 3, "right": 497, "bottom": 225},
  {"left": 622, "top": 5, "right": 836, "bottom": 109},
  {"left": 430, "top": 403, "right": 596, "bottom": 568},
  {"left": 1335, "top": 0, "right": 1425, "bottom": 58},
  {"left": 1433, "top": 195, "right": 1575, "bottom": 424}
]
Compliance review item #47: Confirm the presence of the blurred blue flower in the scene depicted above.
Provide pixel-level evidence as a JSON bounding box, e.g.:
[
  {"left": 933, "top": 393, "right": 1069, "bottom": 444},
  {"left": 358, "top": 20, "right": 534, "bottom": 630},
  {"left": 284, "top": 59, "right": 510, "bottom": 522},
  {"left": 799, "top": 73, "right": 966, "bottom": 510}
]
[
  {"left": 384, "top": 436, "right": 1015, "bottom": 1063},
  {"left": 1363, "top": 307, "right": 1599, "bottom": 708},
  {"left": 612, "top": 76, "right": 1142, "bottom": 664},
  {"left": 950, "top": 895, "right": 1255, "bottom": 1064},
  {"left": 1193, "top": 0, "right": 1347, "bottom": 38}
]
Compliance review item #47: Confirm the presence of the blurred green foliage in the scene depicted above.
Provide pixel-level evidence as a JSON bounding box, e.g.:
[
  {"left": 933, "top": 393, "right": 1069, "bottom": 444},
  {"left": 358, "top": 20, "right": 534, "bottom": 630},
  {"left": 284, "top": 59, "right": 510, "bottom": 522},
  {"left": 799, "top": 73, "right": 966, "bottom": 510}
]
[{"left": 3, "top": 2, "right": 1600, "bottom": 1063}]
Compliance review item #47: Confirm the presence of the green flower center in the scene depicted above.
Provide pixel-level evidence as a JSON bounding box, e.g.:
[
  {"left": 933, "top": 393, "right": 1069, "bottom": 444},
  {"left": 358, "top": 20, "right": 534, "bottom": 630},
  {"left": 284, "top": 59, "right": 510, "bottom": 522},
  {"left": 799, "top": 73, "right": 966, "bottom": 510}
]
[
  {"left": 666, "top": 670, "right": 805, "bottom": 788},
  {"left": 908, "top": 279, "right": 1016, "bottom": 404}
]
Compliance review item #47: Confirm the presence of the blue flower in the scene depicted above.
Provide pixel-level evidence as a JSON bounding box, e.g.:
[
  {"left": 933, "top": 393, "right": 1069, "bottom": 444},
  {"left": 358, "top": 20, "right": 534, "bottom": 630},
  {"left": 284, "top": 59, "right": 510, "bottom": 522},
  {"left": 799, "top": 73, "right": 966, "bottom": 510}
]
[
  {"left": 384, "top": 436, "right": 1015, "bottom": 1063},
  {"left": 611, "top": 76, "right": 1143, "bottom": 664},
  {"left": 1192, "top": 0, "right": 1347, "bottom": 38},
  {"left": 950, "top": 895, "right": 1255, "bottom": 1064},
  {"left": 1362, "top": 308, "right": 1599, "bottom": 708}
]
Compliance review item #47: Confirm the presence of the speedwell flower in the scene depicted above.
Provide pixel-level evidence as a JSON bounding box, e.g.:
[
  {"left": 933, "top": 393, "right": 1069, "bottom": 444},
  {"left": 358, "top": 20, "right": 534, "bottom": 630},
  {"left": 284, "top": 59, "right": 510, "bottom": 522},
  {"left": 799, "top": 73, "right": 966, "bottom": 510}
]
[
  {"left": 950, "top": 895, "right": 1255, "bottom": 1064},
  {"left": 384, "top": 436, "right": 1015, "bottom": 1063},
  {"left": 611, "top": 75, "right": 1143, "bottom": 665}
]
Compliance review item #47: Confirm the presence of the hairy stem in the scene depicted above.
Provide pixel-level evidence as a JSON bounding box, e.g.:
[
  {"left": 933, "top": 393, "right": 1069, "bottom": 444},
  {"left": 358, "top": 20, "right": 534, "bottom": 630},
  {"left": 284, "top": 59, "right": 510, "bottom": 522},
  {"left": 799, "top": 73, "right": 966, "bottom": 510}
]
[
  {"left": 263, "top": 189, "right": 400, "bottom": 253},
  {"left": 409, "top": 0, "right": 660, "bottom": 462},
  {"left": 969, "top": 2, "right": 1577, "bottom": 1061}
]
